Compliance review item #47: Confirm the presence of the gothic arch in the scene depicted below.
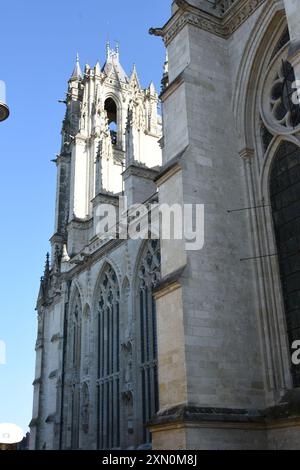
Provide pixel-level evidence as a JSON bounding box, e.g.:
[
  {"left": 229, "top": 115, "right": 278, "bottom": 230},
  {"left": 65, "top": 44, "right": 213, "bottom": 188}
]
[
  {"left": 233, "top": 2, "right": 286, "bottom": 148},
  {"left": 68, "top": 286, "right": 83, "bottom": 368},
  {"left": 104, "top": 92, "right": 123, "bottom": 145},
  {"left": 121, "top": 276, "right": 132, "bottom": 335},
  {"left": 261, "top": 135, "right": 300, "bottom": 387},
  {"left": 133, "top": 239, "right": 161, "bottom": 444},
  {"left": 93, "top": 261, "right": 121, "bottom": 449},
  {"left": 67, "top": 285, "right": 83, "bottom": 449},
  {"left": 82, "top": 304, "right": 91, "bottom": 377},
  {"left": 83, "top": 303, "right": 91, "bottom": 318},
  {"left": 92, "top": 257, "right": 122, "bottom": 311},
  {"left": 122, "top": 275, "right": 130, "bottom": 291},
  {"left": 260, "top": 135, "right": 300, "bottom": 202},
  {"left": 69, "top": 279, "right": 85, "bottom": 309},
  {"left": 239, "top": 5, "right": 300, "bottom": 394}
]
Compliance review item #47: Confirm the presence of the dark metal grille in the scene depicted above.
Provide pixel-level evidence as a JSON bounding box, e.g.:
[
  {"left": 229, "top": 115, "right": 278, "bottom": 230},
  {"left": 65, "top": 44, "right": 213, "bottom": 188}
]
[{"left": 270, "top": 141, "right": 300, "bottom": 387}]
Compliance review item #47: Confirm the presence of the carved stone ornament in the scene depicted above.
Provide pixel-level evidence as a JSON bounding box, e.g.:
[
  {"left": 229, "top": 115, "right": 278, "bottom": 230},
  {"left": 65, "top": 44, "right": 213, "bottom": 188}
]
[
  {"left": 150, "top": 0, "right": 266, "bottom": 44},
  {"left": 261, "top": 45, "right": 300, "bottom": 135}
]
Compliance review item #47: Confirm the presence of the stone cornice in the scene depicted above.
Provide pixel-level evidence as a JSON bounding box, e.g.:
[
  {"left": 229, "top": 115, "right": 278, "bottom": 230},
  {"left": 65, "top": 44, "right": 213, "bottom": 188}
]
[
  {"left": 149, "top": 390, "right": 300, "bottom": 431},
  {"left": 155, "top": 145, "right": 189, "bottom": 186},
  {"left": 153, "top": 265, "right": 187, "bottom": 300},
  {"left": 67, "top": 217, "right": 93, "bottom": 231},
  {"left": 122, "top": 163, "right": 160, "bottom": 181},
  {"left": 160, "top": 72, "right": 185, "bottom": 102},
  {"left": 150, "top": 0, "right": 267, "bottom": 43},
  {"left": 91, "top": 191, "right": 120, "bottom": 208}
]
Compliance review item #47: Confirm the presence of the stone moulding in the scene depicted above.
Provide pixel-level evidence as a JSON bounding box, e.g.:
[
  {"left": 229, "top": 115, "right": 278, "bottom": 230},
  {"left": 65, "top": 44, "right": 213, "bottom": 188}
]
[
  {"left": 155, "top": 145, "right": 190, "bottom": 187},
  {"left": 149, "top": 391, "right": 300, "bottom": 431},
  {"left": 150, "top": 0, "right": 267, "bottom": 44},
  {"left": 153, "top": 265, "right": 187, "bottom": 300},
  {"left": 122, "top": 163, "right": 159, "bottom": 182}
]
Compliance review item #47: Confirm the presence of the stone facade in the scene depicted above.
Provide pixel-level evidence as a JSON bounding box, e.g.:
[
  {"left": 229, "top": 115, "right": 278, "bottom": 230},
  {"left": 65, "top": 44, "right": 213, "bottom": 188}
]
[
  {"left": 29, "top": 45, "right": 162, "bottom": 450},
  {"left": 30, "top": 0, "right": 300, "bottom": 450},
  {"left": 149, "top": 0, "right": 300, "bottom": 449}
]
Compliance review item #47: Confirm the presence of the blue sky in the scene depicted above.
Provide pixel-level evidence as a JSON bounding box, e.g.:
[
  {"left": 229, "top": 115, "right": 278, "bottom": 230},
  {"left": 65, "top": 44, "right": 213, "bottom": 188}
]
[{"left": 0, "top": 0, "right": 169, "bottom": 434}]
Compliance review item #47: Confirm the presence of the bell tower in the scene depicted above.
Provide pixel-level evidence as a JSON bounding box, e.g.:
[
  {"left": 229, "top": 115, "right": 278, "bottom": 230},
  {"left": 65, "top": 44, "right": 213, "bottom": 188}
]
[{"left": 52, "top": 44, "right": 162, "bottom": 258}]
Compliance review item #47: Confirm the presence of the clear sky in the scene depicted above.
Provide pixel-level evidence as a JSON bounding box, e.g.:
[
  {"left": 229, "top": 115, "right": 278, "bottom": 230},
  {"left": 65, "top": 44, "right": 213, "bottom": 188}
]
[{"left": 0, "top": 0, "right": 170, "bottom": 434}]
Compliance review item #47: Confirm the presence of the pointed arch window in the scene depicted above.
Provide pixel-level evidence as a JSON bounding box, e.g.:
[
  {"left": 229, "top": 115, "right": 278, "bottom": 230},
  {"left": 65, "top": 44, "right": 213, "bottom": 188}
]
[
  {"left": 69, "top": 290, "right": 82, "bottom": 449},
  {"left": 96, "top": 265, "right": 120, "bottom": 449},
  {"left": 105, "top": 98, "right": 118, "bottom": 145},
  {"left": 137, "top": 240, "right": 161, "bottom": 444},
  {"left": 270, "top": 141, "right": 300, "bottom": 387}
]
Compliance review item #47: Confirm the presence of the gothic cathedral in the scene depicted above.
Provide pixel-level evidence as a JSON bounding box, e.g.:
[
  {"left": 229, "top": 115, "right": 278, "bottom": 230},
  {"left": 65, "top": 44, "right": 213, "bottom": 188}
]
[{"left": 30, "top": 1, "right": 300, "bottom": 449}]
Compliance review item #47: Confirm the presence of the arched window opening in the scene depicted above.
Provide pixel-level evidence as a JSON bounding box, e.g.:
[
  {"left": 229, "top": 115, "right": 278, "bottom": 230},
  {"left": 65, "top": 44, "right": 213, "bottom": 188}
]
[
  {"left": 137, "top": 240, "right": 161, "bottom": 444},
  {"left": 82, "top": 306, "right": 90, "bottom": 376},
  {"left": 105, "top": 98, "right": 118, "bottom": 145},
  {"left": 72, "top": 303, "right": 81, "bottom": 369},
  {"left": 270, "top": 141, "right": 300, "bottom": 387},
  {"left": 96, "top": 265, "right": 120, "bottom": 449},
  {"left": 69, "top": 290, "right": 82, "bottom": 449}
]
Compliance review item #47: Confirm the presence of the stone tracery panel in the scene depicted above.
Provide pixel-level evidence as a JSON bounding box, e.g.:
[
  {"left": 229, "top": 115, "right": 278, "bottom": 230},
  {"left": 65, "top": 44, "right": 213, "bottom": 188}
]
[{"left": 96, "top": 264, "right": 120, "bottom": 449}]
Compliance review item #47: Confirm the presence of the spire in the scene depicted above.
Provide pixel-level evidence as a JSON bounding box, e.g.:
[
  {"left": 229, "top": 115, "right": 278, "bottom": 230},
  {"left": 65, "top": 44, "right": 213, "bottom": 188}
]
[
  {"left": 161, "top": 50, "right": 169, "bottom": 91},
  {"left": 95, "top": 61, "right": 101, "bottom": 75},
  {"left": 130, "top": 63, "right": 141, "bottom": 89},
  {"left": 106, "top": 41, "right": 110, "bottom": 60},
  {"left": 115, "top": 42, "right": 119, "bottom": 61},
  {"left": 70, "top": 53, "right": 83, "bottom": 80},
  {"left": 102, "top": 42, "right": 128, "bottom": 84},
  {"left": 149, "top": 81, "right": 157, "bottom": 95},
  {"left": 43, "top": 252, "right": 50, "bottom": 282}
]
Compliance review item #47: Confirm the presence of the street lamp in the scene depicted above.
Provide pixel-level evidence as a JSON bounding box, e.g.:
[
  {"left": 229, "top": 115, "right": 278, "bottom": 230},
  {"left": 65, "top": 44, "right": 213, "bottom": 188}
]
[
  {"left": 0, "top": 80, "right": 9, "bottom": 122},
  {"left": 0, "top": 101, "right": 9, "bottom": 122}
]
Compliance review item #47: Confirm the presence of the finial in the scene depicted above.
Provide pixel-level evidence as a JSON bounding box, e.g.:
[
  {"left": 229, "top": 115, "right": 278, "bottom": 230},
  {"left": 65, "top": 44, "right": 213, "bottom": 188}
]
[
  {"left": 115, "top": 42, "right": 119, "bottom": 60},
  {"left": 44, "top": 252, "right": 50, "bottom": 277},
  {"left": 106, "top": 40, "right": 110, "bottom": 60},
  {"left": 161, "top": 50, "right": 169, "bottom": 92},
  {"left": 71, "top": 52, "right": 83, "bottom": 80}
]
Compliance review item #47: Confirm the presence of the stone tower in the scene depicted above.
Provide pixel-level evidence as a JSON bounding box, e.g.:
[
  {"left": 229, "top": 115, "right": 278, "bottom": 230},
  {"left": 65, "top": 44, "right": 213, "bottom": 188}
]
[
  {"left": 52, "top": 44, "right": 161, "bottom": 258},
  {"left": 30, "top": 45, "right": 162, "bottom": 450}
]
